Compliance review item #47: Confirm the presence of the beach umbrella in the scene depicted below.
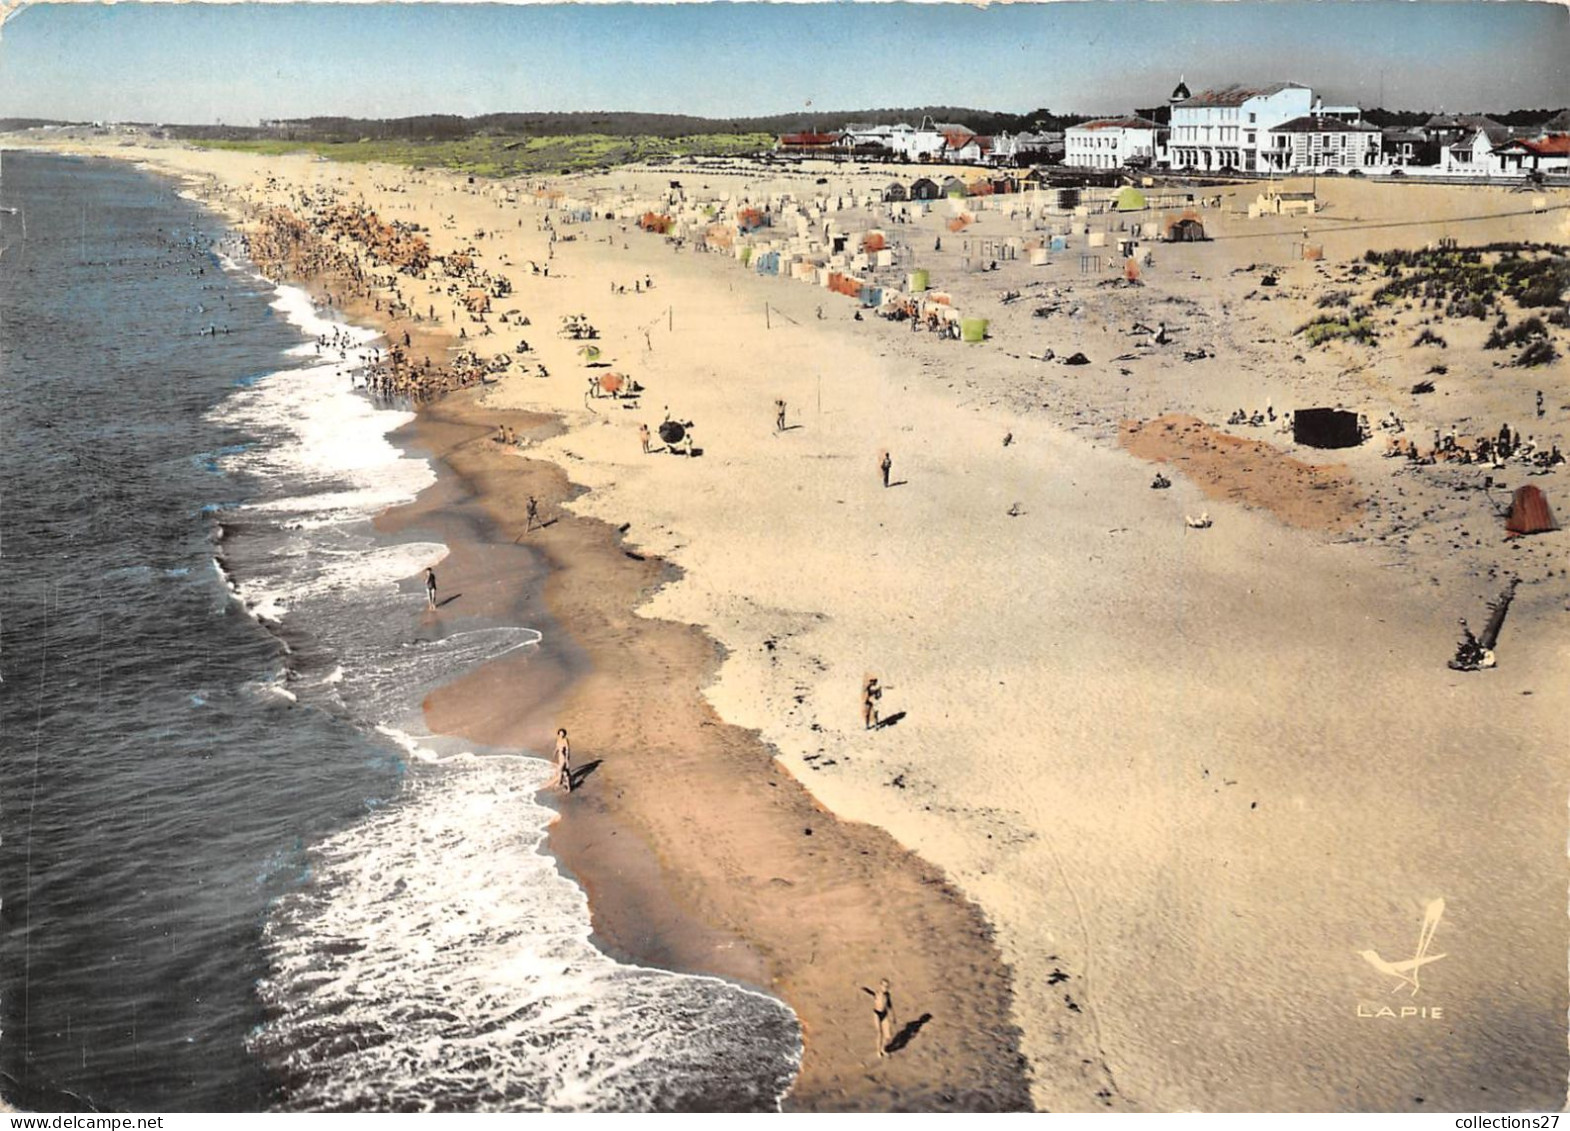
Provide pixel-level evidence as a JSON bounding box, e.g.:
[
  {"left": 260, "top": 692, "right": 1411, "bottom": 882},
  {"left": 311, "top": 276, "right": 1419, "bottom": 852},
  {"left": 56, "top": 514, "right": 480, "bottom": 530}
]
[
  {"left": 659, "top": 420, "right": 686, "bottom": 445},
  {"left": 578, "top": 345, "right": 602, "bottom": 362},
  {"left": 599, "top": 373, "right": 625, "bottom": 396}
]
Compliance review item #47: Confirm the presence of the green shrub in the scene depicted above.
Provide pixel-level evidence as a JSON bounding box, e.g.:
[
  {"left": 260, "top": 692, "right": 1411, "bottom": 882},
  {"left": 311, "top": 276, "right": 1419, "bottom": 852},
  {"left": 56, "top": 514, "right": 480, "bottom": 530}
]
[{"left": 1517, "top": 340, "right": 1559, "bottom": 367}]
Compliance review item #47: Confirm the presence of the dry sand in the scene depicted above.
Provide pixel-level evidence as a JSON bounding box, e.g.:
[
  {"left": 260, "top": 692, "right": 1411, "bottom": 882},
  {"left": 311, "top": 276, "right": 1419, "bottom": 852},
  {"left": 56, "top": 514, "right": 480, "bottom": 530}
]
[{"left": 14, "top": 133, "right": 1568, "bottom": 1111}]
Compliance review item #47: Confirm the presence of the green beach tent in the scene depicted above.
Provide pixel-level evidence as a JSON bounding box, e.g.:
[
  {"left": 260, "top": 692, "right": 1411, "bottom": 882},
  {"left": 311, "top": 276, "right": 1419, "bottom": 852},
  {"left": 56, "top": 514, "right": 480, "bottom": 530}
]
[{"left": 1113, "top": 187, "right": 1148, "bottom": 212}]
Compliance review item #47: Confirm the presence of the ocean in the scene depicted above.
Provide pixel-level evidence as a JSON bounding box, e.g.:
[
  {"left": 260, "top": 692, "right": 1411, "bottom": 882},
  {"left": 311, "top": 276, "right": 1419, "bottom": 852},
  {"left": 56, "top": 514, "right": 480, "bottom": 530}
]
[{"left": 0, "top": 151, "right": 799, "bottom": 1113}]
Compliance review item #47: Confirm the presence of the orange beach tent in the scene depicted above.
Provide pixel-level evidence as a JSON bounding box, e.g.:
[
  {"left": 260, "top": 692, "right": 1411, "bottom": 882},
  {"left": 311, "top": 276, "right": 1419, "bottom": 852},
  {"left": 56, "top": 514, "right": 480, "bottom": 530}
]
[{"left": 1505, "top": 485, "right": 1558, "bottom": 536}]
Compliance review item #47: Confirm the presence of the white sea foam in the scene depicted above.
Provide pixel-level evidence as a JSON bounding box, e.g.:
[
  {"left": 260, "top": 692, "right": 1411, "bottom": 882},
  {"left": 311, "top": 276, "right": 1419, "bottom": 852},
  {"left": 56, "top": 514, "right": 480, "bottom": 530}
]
[
  {"left": 208, "top": 272, "right": 801, "bottom": 1109},
  {"left": 251, "top": 754, "right": 800, "bottom": 1112}
]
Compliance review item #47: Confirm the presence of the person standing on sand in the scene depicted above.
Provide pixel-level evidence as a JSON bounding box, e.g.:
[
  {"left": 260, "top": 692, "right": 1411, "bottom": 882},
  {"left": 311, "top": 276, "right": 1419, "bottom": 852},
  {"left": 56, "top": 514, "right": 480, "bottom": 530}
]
[
  {"left": 775, "top": 399, "right": 787, "bottom": 433},
  {"left": 880, "top": 451, "right": 893, "bottom": 488},
  {"left": 862, "top": 677, "right": 882, "bottom": 730},
  {"left": 554, "top": 728, "right": 573, "bottom": 792},
  {"left": 861, "top": 979, "right": 896, "bottom": 1058},
  {"left": 424, "top": 567, "right": 438, "bottom": 611},
  {"left": 526, "top": 495, "right": 540, "bottom": 532},
  {"left": 640, "top": 423, "right": 651, "bottom": 454}
]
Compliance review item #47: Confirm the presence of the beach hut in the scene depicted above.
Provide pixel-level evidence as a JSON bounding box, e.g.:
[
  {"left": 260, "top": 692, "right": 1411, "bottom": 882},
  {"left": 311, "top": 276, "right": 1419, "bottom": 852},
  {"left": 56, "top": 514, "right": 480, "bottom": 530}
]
[
  {"left": 942, "top": 177, "right": 968, "bottom": 199},
  {"left": 1505, "top": 485, "right": 1558, "bottom": 536},
  {"left": 910, "top": 178, "right": 941, "bottom": 202},
  {"left": 883, "top": 182, "right": 909, "bottom": 203},
  {"left": 1293, "top": 408, "right": 1361, "bottom": 449},
  {"left": 1113, "top": 186, "right": 1148, "bottom": 212}
]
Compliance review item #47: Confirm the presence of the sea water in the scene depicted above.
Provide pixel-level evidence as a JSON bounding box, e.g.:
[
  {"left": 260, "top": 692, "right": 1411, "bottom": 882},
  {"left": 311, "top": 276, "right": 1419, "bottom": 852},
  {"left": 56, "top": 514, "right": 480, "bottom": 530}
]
[{"left": 0, "top": 151, "right": 799, "bottom": 1113}]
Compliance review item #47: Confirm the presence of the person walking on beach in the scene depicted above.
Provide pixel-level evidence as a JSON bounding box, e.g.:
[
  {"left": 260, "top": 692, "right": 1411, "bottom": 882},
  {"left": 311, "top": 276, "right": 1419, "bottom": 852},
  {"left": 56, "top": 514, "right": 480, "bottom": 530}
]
[
  {"left": 775, "top": 399, "right": 787, "bottom": 434},
  {"left": 526, "top": 495, "right": 540, "bottom": 532},
  {"left": 554, "top": 728, "right": 573, "bottom": 792},
  {"left": 880, "top": 451, "right": 893, "bottom": 489},
  {"left": 862, "top": 677, "right": 882, "bottom": 730},
  {"left": 639, "top": 423, "right": 651, "bottom": 454},
  {"left": 424, "top": 567, "right": 438, "bottom": 611},
  {"left": 861, "top": 979, "right": 896, "bottom": 1058}
]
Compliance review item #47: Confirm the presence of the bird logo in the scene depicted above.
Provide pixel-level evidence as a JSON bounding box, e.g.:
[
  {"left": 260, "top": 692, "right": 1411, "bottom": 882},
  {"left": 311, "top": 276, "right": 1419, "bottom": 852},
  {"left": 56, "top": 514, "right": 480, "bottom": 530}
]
[{"left": 1358, "top": 898, "right": 1447, "bottom": 996}]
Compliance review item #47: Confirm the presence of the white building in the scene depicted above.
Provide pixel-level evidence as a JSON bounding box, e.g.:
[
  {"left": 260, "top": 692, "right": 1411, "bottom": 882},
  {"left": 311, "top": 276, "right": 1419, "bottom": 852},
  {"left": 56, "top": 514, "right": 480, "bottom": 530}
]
[
  {"left": 1264, "top": 114, "right": 1381, "bottom": 171},
  {"left": 1440, "top": 125, "right": 1511, "bottom": 175},
  {"left": 839, "top": 122, "right": 917, "bottom": 156},
  {"left": 1064, "top": 117, "right": 1163, "bottom": 169},
  {"left": 1168, "top": 82, "right": 1314, "bottom": 172}
]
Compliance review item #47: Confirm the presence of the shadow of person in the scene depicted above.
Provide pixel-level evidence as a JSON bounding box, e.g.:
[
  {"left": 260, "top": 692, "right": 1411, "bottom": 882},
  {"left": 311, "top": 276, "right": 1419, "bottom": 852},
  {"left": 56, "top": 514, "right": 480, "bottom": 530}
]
[
  {"left": 874, "top": 711, "right": 907, "bottom": 731},
  {"left": 569, "top": 759, "right": 603, "bottom": 790},
  {"left": 885, "top": 1013, "right": 933, "bottom": 1055},
  {"left": 436, "top": 593, "right": 462, "bottom": 608},
  {"left": 887, "top": 479, "right": 909, "bottom": 488}
]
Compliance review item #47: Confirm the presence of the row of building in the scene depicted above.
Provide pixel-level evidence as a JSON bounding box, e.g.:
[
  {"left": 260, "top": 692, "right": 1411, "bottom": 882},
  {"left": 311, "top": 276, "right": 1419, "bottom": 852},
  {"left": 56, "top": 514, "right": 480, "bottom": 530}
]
[{"left": 777, "top": 80, "right": 1570, "bottom": 178}]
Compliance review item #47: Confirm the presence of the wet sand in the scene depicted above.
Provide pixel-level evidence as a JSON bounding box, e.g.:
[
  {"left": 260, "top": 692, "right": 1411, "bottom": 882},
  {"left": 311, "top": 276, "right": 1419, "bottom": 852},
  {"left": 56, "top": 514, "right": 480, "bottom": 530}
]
[{"left": 386, "top": 388, "right": 1033, "bottom": 1112}]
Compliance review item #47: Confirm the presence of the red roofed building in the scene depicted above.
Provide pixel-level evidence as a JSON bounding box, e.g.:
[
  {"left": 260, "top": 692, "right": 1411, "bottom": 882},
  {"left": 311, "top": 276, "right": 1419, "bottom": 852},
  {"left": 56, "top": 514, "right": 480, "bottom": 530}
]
[
  {"left": 1492, "top": 134, "right": 1570, "bottom": 176},
  {"left": 776, "top": 131, "right": 842, "bottom": 154}
]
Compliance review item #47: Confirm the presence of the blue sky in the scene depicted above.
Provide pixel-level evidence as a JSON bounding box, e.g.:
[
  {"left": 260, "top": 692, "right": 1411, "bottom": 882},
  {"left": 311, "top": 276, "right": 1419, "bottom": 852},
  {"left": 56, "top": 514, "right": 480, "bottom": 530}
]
[{"left": 0, "top": 2, "right": 1565, "bottom": 125}]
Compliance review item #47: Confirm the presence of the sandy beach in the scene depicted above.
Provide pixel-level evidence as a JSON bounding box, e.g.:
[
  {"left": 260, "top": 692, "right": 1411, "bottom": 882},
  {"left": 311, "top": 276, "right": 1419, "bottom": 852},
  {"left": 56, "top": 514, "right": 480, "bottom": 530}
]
[{"left": 13, "top": 131, "right": 1567, "bottom": 1111}]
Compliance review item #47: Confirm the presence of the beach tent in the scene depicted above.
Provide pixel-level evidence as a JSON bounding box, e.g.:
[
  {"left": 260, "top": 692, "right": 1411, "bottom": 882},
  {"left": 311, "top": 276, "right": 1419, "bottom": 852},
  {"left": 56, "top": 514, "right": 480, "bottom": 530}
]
[
  {"left": 1166, "top": 211, "right": 1207, "bottom": 242},
  {"left": 1293, "top": 408, "right": 1361, "bottom": 449},
  {"left": 1505, "top": 485, "right": 1558, "bottom": 536},
  {"left": 1113, "top": 187, "right": 1148, "bottom": 212}
]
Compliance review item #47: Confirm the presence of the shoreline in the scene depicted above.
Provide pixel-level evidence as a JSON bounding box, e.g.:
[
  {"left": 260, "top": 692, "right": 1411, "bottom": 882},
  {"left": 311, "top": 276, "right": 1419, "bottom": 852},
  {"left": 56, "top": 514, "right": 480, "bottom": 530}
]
[
  {"left": 392, "top": 385, "right": 1034, "bottom": 1111},
  {"left": 12, "top": 137, "right": 1567, "bottom": 1112},
  {"left": 95, "top": 144, "right": 1035, "bottom": 1110}
]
